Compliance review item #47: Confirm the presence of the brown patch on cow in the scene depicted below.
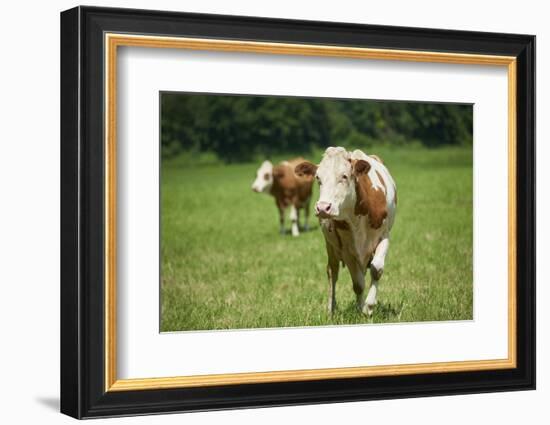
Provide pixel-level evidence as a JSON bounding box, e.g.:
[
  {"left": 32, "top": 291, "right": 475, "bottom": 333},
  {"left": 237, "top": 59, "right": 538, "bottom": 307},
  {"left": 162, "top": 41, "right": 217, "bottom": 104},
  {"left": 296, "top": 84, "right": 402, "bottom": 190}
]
[
  {"left": 370, "top": 154, "right": 383, "bottom": 164},
  {"left": 270, "top": 159, "right": 314, "bottom": 210},
  {"left": 333, "top": 220, "right": 350, "bottom": 231},
  {"left": 272, "top": 165, "right": 285, "bottom": 180},
  {"left": 375, "top": 170, "right": 386, "bottom": 192},
  {"left": 352, "top": 159, "right": 387, "bottom": 229}
]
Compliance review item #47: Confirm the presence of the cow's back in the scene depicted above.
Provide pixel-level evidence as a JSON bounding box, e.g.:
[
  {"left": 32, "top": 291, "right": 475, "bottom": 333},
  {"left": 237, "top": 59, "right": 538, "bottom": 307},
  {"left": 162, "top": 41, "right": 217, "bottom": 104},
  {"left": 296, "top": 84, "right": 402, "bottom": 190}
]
[
  {"left": 288, "top": 157, "right": 314, "bottom": 205},
  {"left": 273, "top": 158, "right": 314, "bottom": 208}
]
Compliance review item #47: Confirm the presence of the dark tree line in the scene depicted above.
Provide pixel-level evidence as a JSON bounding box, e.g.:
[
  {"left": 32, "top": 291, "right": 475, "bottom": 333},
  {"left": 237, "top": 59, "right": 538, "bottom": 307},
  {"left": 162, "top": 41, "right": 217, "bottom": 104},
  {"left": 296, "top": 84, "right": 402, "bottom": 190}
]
[{"left": 161, "top": 92, "right": 473, "bottom": 162}]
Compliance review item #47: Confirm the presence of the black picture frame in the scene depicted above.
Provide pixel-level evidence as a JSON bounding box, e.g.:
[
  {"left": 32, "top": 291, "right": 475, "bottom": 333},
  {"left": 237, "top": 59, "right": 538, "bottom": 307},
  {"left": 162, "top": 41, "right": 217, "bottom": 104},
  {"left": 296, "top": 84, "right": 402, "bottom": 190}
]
[{"left": 60, "top": 5, "right": 535, "bottom": 419}]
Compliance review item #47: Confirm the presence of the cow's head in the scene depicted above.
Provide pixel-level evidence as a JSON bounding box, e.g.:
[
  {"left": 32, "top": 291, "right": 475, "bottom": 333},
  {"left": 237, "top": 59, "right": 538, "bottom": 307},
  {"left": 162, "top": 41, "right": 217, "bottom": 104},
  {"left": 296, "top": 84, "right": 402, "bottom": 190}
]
[
  {"left": 295, "top": 147, "right": 371, "bottom": 220},
  {"left": 251, "top": 160, "right": 274, "bottom": 193}
]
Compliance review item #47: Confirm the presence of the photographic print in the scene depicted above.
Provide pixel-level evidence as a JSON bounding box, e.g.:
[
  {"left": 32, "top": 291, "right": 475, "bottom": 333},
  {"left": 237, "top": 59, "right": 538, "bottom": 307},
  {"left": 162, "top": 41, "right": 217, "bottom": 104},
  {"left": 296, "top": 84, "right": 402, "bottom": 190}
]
[{"left": 160, "top": 92, "right": 474, "bottom": 332}]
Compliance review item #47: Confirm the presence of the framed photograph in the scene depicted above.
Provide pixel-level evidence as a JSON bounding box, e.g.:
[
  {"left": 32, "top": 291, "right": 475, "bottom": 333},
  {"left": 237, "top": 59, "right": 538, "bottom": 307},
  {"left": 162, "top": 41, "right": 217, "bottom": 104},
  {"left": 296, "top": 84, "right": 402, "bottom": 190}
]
[{"left": 60, "top": 6, "right": 535, "bottom": 419}]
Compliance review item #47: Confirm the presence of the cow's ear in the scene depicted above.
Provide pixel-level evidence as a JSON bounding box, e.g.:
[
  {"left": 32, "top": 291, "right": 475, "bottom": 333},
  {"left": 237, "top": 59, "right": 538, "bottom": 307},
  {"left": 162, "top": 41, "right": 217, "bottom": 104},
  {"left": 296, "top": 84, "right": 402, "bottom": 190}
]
[
  {"left": 294, "top": 161, "right": 317, "bottom": 177},
  {"left": 352, "top": 159, "right": 371, "bottom": 176}
]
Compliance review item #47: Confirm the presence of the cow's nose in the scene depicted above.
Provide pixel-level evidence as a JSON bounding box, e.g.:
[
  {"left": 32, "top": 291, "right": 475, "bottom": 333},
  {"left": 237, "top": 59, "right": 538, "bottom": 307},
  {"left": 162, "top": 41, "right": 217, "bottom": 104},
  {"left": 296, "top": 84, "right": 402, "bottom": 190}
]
[{"left": 315, "top": 201, "right": 332, "bottom": 217}]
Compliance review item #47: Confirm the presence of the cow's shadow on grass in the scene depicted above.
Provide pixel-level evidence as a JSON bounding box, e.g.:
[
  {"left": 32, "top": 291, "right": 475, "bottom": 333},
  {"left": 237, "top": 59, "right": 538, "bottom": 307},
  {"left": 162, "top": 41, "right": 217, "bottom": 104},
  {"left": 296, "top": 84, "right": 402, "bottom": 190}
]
[
  {"left": 280, "top": 225, "right": 319, "bottom": 236},
  {"left": 371, "top": 300, "right": 406, "bottom": 322},
  {"left": 338, "top": 300, "right": 406, "bottom": 324}
]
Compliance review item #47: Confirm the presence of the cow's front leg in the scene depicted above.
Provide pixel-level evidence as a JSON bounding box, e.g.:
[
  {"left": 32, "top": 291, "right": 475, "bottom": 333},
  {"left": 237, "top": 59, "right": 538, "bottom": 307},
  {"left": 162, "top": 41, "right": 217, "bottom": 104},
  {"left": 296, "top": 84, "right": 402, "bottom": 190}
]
[
  {"left": 326, "top": 251, "right": 339, "bottom": 315},
  {"left": 347, "top": 259, "right": 366, "bottom": 314},
  {"left": 289, "top": 205, "right": 299, "bottom": 237},
  {"left": 366, "top": 238, "right": 390, "bottom": 316},
  {"left": 278, "top": 207, "right": 285, "bottom": 235}
]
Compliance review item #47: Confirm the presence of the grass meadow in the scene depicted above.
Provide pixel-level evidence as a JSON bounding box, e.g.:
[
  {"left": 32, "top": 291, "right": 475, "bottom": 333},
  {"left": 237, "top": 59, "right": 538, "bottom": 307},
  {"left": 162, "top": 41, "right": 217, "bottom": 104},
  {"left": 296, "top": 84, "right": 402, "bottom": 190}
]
[{"left": 160, "top": 145, "right": 473, "bottom": 332}]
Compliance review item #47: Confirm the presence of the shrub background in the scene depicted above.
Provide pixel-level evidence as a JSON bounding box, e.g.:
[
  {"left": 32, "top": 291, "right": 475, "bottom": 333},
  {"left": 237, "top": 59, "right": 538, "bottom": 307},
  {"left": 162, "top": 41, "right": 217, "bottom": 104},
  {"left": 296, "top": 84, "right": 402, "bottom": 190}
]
[{"left": 161, "top": 92, "right": 473, "bottom": 162}]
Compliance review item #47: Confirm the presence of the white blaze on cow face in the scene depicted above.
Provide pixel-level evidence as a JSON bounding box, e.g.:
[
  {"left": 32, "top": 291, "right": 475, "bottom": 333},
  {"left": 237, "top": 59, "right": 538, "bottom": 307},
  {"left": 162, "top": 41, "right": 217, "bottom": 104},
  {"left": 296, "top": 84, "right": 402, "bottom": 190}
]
[
  {"left": 251, "top": 160, "right": 273, "bottom": 193},
  {"left": 315, "top": 147, "right": 356, "bottom": 220}
]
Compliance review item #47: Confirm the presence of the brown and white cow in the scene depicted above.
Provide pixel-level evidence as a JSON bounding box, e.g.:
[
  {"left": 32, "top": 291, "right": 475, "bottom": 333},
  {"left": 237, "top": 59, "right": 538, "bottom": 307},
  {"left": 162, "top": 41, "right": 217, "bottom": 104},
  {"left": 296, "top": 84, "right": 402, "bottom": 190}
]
[
  {"left": 252, "top": 158, "right": 314, "bottom": 236},
  {"left": 295, "top": 147, "right": 397, "bottom": 316}
]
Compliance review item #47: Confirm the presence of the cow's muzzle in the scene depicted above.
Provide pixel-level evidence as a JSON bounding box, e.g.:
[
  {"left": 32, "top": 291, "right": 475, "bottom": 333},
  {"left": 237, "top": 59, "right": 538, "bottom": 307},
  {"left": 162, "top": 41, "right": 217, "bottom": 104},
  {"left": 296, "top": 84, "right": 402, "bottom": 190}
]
[{"left": 315, "top": 201, "right": 333, "bottom": 218}]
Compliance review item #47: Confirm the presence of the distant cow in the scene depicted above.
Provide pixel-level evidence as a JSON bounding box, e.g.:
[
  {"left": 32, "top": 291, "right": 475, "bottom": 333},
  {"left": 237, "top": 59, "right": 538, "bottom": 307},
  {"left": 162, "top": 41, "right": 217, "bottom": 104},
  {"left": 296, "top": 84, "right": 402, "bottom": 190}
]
[
  {"left": 252, "top": 158, "right": 314, "bottom": 236},
  {"left": 295, "top": 147, "right": 397, "bottom": 316}
]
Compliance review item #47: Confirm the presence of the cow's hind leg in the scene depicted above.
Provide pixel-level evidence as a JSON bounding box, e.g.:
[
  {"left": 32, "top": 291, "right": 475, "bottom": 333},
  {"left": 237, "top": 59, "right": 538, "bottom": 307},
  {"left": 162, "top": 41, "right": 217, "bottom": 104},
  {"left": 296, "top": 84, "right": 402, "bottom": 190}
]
[
  {"left": 278, "top": 207, "right": 285, "bottom": 235},
  {"left": 289, "top": 205, "right": 299, "bottom": 237},
  {"left": 365, "top": 238, "right": 390, "bottom": 316}
]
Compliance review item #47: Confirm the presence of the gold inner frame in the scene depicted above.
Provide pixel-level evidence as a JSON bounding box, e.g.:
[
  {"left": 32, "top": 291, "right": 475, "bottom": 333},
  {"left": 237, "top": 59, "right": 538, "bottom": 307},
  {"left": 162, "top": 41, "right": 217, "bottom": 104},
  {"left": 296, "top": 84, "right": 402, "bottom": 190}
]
[{"left": 104, "top": 33, "right": 517, "bottom": 392}]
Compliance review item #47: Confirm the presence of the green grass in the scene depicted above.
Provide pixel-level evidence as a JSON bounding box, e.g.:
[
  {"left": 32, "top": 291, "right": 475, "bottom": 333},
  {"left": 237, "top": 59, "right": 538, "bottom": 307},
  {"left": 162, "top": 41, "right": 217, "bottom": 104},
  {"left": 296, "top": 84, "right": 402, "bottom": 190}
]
[{"left": 160, "top": 145, "right": 473, "bottom": 331}]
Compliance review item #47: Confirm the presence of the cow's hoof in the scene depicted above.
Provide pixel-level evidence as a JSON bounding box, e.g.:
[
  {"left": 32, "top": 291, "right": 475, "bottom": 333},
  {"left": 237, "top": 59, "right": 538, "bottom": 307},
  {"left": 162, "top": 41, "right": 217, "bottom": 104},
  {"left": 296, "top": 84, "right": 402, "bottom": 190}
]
[{"left": 362, "top": 303, "right": 376, "bottom": 317}]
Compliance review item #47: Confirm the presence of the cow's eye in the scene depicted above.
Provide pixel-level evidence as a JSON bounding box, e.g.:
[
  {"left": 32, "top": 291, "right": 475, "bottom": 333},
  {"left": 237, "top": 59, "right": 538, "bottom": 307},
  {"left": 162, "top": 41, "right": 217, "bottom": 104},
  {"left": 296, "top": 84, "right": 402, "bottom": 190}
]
[
  {"left": 342, "top": 174, "right": 348, "bottom": 180},
  {"left": 264, "top": 173, "right": 270, "bottom": 180}
]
